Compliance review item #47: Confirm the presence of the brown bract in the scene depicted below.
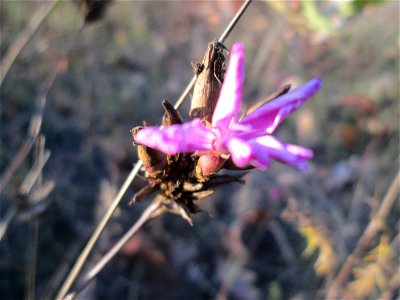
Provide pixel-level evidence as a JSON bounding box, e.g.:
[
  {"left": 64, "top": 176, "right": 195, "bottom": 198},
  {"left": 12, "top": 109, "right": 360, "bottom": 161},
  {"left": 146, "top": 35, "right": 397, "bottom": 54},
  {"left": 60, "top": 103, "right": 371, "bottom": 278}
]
[
  {"left": 131, "top": 100, "right": 244, "bottom": 215},
  {"left": 189, "top": 41, "right": 226, "bottom": 123}
]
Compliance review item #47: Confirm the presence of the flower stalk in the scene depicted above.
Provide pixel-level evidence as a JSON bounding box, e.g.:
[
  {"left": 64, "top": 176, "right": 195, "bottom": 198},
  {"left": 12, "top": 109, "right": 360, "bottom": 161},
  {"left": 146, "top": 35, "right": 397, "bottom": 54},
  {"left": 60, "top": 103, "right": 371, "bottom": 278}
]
[{"left": 56, "top": 1, "right": 254, "bottom": 298}]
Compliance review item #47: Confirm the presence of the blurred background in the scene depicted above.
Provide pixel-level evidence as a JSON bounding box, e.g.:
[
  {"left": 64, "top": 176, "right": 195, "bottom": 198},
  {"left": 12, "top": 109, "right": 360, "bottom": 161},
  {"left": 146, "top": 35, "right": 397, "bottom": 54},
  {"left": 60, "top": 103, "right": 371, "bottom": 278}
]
[{"left": 1, "top": 1, "right": 398, "bottom": 299}]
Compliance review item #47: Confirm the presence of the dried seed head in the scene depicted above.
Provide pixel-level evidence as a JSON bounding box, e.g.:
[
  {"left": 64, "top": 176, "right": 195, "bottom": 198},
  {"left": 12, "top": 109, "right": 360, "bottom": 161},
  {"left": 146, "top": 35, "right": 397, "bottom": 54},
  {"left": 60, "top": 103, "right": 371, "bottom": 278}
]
[
  {"left": 132, "top": 126, "right": 166, "bottom": 178},
  {"left": 190, "top": 41, "right": 226, "bottom": 123}
]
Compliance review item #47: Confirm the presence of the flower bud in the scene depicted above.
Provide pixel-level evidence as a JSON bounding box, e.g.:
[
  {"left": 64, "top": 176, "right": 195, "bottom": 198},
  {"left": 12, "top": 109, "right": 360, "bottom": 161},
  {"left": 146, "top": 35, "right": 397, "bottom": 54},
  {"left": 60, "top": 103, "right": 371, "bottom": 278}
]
[
  {"left": 190, "top": 41, "right": 226, "bottom": 123},
  {"left": 195, "top": 154, "right": 226, "bottom": 182}
]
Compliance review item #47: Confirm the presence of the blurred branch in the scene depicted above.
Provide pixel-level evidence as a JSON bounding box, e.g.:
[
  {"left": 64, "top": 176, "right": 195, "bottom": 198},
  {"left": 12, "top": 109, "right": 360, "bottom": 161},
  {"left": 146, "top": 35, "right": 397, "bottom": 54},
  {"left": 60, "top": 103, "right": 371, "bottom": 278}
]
[
  {"left": 19, "top": 150, "right": 51, "bottom": 196},
  {"left": 379, "top": 273, "right": 400, "bottom": 300},
  {"left": 0, "top": 0, "right": 61, "bottom": 87},
  {"left": 0, "top": 208, "right": 16, "bottom": 241},
  {"left": 0, "top": 58, "right": 66, "bottom": 194},
  {"left": 24, "top": 137, "right": 46, "bottom": 300},
  {"left": 379, "top": 234, "right": 400, "bottom": 300},
  {"left": 326, "top": 171, "right": 400, "bottom": 298},
  {"left": 56, "top": 1, "right": 253, "bottom": 298},
  {"left": 0, "top": 137, "right": 52, "bottom": 242},
  {"left": 67, "top": 196, "right": 165, "bottom": 299},
  {"left": 55, "top": 161, "right": 143, "bottom": 300},
  {"left": 41, "top": 243, "right": 84, "bottom": 300},
  {"left": 68, "top": 195, "right": 194, "bottom": 299},
  {"left": 0, "top": 9, "right": 83, "bottom": 194}
]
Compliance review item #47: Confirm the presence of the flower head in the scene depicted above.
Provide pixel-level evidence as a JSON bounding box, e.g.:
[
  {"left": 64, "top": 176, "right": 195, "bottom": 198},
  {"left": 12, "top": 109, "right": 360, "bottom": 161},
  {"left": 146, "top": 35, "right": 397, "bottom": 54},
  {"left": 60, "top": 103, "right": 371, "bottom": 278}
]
[{"left": 134, "top": 42, "right": 322, "bottom": 172}]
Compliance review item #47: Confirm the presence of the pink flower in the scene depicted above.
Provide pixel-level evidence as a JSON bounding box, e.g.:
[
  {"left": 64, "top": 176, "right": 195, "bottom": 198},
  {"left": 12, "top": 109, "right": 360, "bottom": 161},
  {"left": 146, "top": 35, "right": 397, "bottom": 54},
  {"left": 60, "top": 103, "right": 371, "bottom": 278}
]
[{"left": 134, "top": 42, "right": 322, "bottom": 171}]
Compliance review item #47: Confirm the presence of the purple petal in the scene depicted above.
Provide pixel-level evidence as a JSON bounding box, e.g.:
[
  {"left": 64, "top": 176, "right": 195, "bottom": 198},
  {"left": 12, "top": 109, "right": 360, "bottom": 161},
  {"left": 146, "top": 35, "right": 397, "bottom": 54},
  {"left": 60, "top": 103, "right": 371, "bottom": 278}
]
[
  {"left": 225, "top": 137, "right": 270, "bottom": 169},
  {"left": 134, "top": 119, "right": 215, "bottom": 155},
  {"left": 250, "top": 135, "right": 313, "bottom": 170},
  {"left": 212, "top": 42, "right": 245, "bottom": 130},
  {"left": 240, "top": 78, "right": 322, "bottom": 134}
]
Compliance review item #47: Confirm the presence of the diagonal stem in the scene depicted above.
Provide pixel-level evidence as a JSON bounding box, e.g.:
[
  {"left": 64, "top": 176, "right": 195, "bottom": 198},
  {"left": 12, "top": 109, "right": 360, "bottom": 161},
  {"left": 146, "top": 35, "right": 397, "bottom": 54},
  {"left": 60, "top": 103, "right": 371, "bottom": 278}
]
[
  {"left": 326, "top": 171, "right": 400, "bottom": 298},
  {"left": 0, "top": 0, "right": 61, "bottom": 87},
  {"left": 56, "top": 1, "right": 253, "bottom": 298},
  {"left": 55, "top": 162, "right": 142, "bottom": 299},
  {"left": 67, "top": 197, "right": 165, "bottom": 299},
  {"left": 218, "top": 0, "right": 253, "bottom": 44},
  {"left": 68, "top": 196, "right": 194, "bottom": 299},
  {"left": 174, "top": 0, "right": 253, "bottom": 109}
]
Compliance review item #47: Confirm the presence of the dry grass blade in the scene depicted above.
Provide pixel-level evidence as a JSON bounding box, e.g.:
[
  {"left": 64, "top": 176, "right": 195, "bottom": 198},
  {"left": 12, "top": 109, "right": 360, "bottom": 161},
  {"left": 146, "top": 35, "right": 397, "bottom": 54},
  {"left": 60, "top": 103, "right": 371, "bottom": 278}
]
[
  {"left": 0, "top": 0, "right": 60, "bottom": 87},
  {"left": 0, "top": 139, "right": 51, "bottom": 242},
  {"left": 0, "top": 208, "right": 17, "bottom": 242},
  {"left": 55, "top": 1, "right": 254, "bottom": 298},
  {"left": 326, "top": 171, "right": 400, "bottom": 298},
  {"left": 55, "top": 161, "right": 143, "bottom": 300},
  {"left": 68, "top": 195, "right": 196, "bottom": 299},
  {"left": 25, "top": 136, "right": 47, "bottom": 300},
  {"left": 67, "top": 197, "right": 166, "bottom": 299},
  {"left": 0, "top": 58, "right": 67, "bottom": 194},
  {"left": 19, "top": 151, "right": 51, "bottom": 196}
]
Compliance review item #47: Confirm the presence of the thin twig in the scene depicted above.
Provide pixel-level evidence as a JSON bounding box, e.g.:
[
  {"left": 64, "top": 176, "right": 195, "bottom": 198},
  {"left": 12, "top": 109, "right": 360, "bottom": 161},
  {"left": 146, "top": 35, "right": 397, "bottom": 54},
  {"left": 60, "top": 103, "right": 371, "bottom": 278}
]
[
  {"left": 55, "top": 1, "right": 253, "bottom": 298},
  {"left": 173, "top": 76, "right": 197, "bottom": 110},
  {"left": 326, "top": 171, "right": 400, "bottom": 298},
  {"left": 0, "top": 140, "right": 51, "bottom": 241},
  {"left": 0, "top": 59, "right": 66, "bottom": 194},
  {"left": 19, "top": 151, "right": 51, "bottom": 196},
  {"left": 173, "top": 0, "right": 253, "bottom": 110},
  {"left": 55, "top": 162, "right": 143, "bottom": 300},
  {"left": 69, "top": 196, "right": 195, "bottom": 299},
  {"left": 218, "top": 0, "right": 253, "bottom": 44},
  {"left": 0, "top": 0, "right": 61, "bottom": 87},
  {"left": 41, "top": 243, "right": 84, "bottom": 300},
  {"left": 0, "top": 10, "right": 81, "bottom": 194},
  {"left": 0, "top": 137, "right": 35, "bottom": 194},
  {"left": 0, "top": 24, "right": 80, "bottom": 246},
  {"left": 25, "top": 136, "right": 46, "bottom": 300},
  {"left": 0, "top": 207, "right": 16, "bottom": 242},
  {"left": 68, "top": 197, "right": 165, "bottom": 299}
]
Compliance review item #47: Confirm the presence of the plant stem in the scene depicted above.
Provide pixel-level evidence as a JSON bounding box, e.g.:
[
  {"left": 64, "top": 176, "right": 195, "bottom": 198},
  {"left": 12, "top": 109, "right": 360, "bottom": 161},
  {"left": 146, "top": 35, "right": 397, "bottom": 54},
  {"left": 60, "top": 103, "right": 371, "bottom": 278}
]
[
  {"left": 173, "top": 0, "right": 253, "bottom": 110},
  {"left": 56, "top": 1, "right": 253, "bottom": 298},
  {"left": 67, "top": 198, "right": 165, "bottom": 299},
  {"left": 25, "top": 136, "right": 46, "bottom": 300},
  {"left": 218, "top": 0, "right": 253, "bottom": 44},
  {"left": 55, "top": 161, "right": 142, "bottom": 300}
]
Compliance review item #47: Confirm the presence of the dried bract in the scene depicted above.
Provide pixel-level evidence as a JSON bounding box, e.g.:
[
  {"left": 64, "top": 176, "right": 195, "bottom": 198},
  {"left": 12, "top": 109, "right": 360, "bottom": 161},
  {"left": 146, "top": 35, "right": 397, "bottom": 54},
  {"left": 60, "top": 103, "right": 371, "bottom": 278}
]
[
  {"left": 131, "top": 99, "right": 243, "bottom": 213},
  {"left": 190, "top": 41, "right": 226, "bottom": 123}
]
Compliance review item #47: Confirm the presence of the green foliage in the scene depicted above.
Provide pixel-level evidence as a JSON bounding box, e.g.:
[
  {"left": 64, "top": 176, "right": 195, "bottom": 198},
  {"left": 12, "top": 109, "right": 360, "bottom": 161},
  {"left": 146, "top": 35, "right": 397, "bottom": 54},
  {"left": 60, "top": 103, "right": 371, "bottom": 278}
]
[
  {"left": 339, "top": 0, "right": 388, "bottom": 17},
  {"left": 301, "top": 0, "right": 335, "bottom": 37},
  {"left": 267, "top": 0, "right": 389, "bottom": 39}
]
